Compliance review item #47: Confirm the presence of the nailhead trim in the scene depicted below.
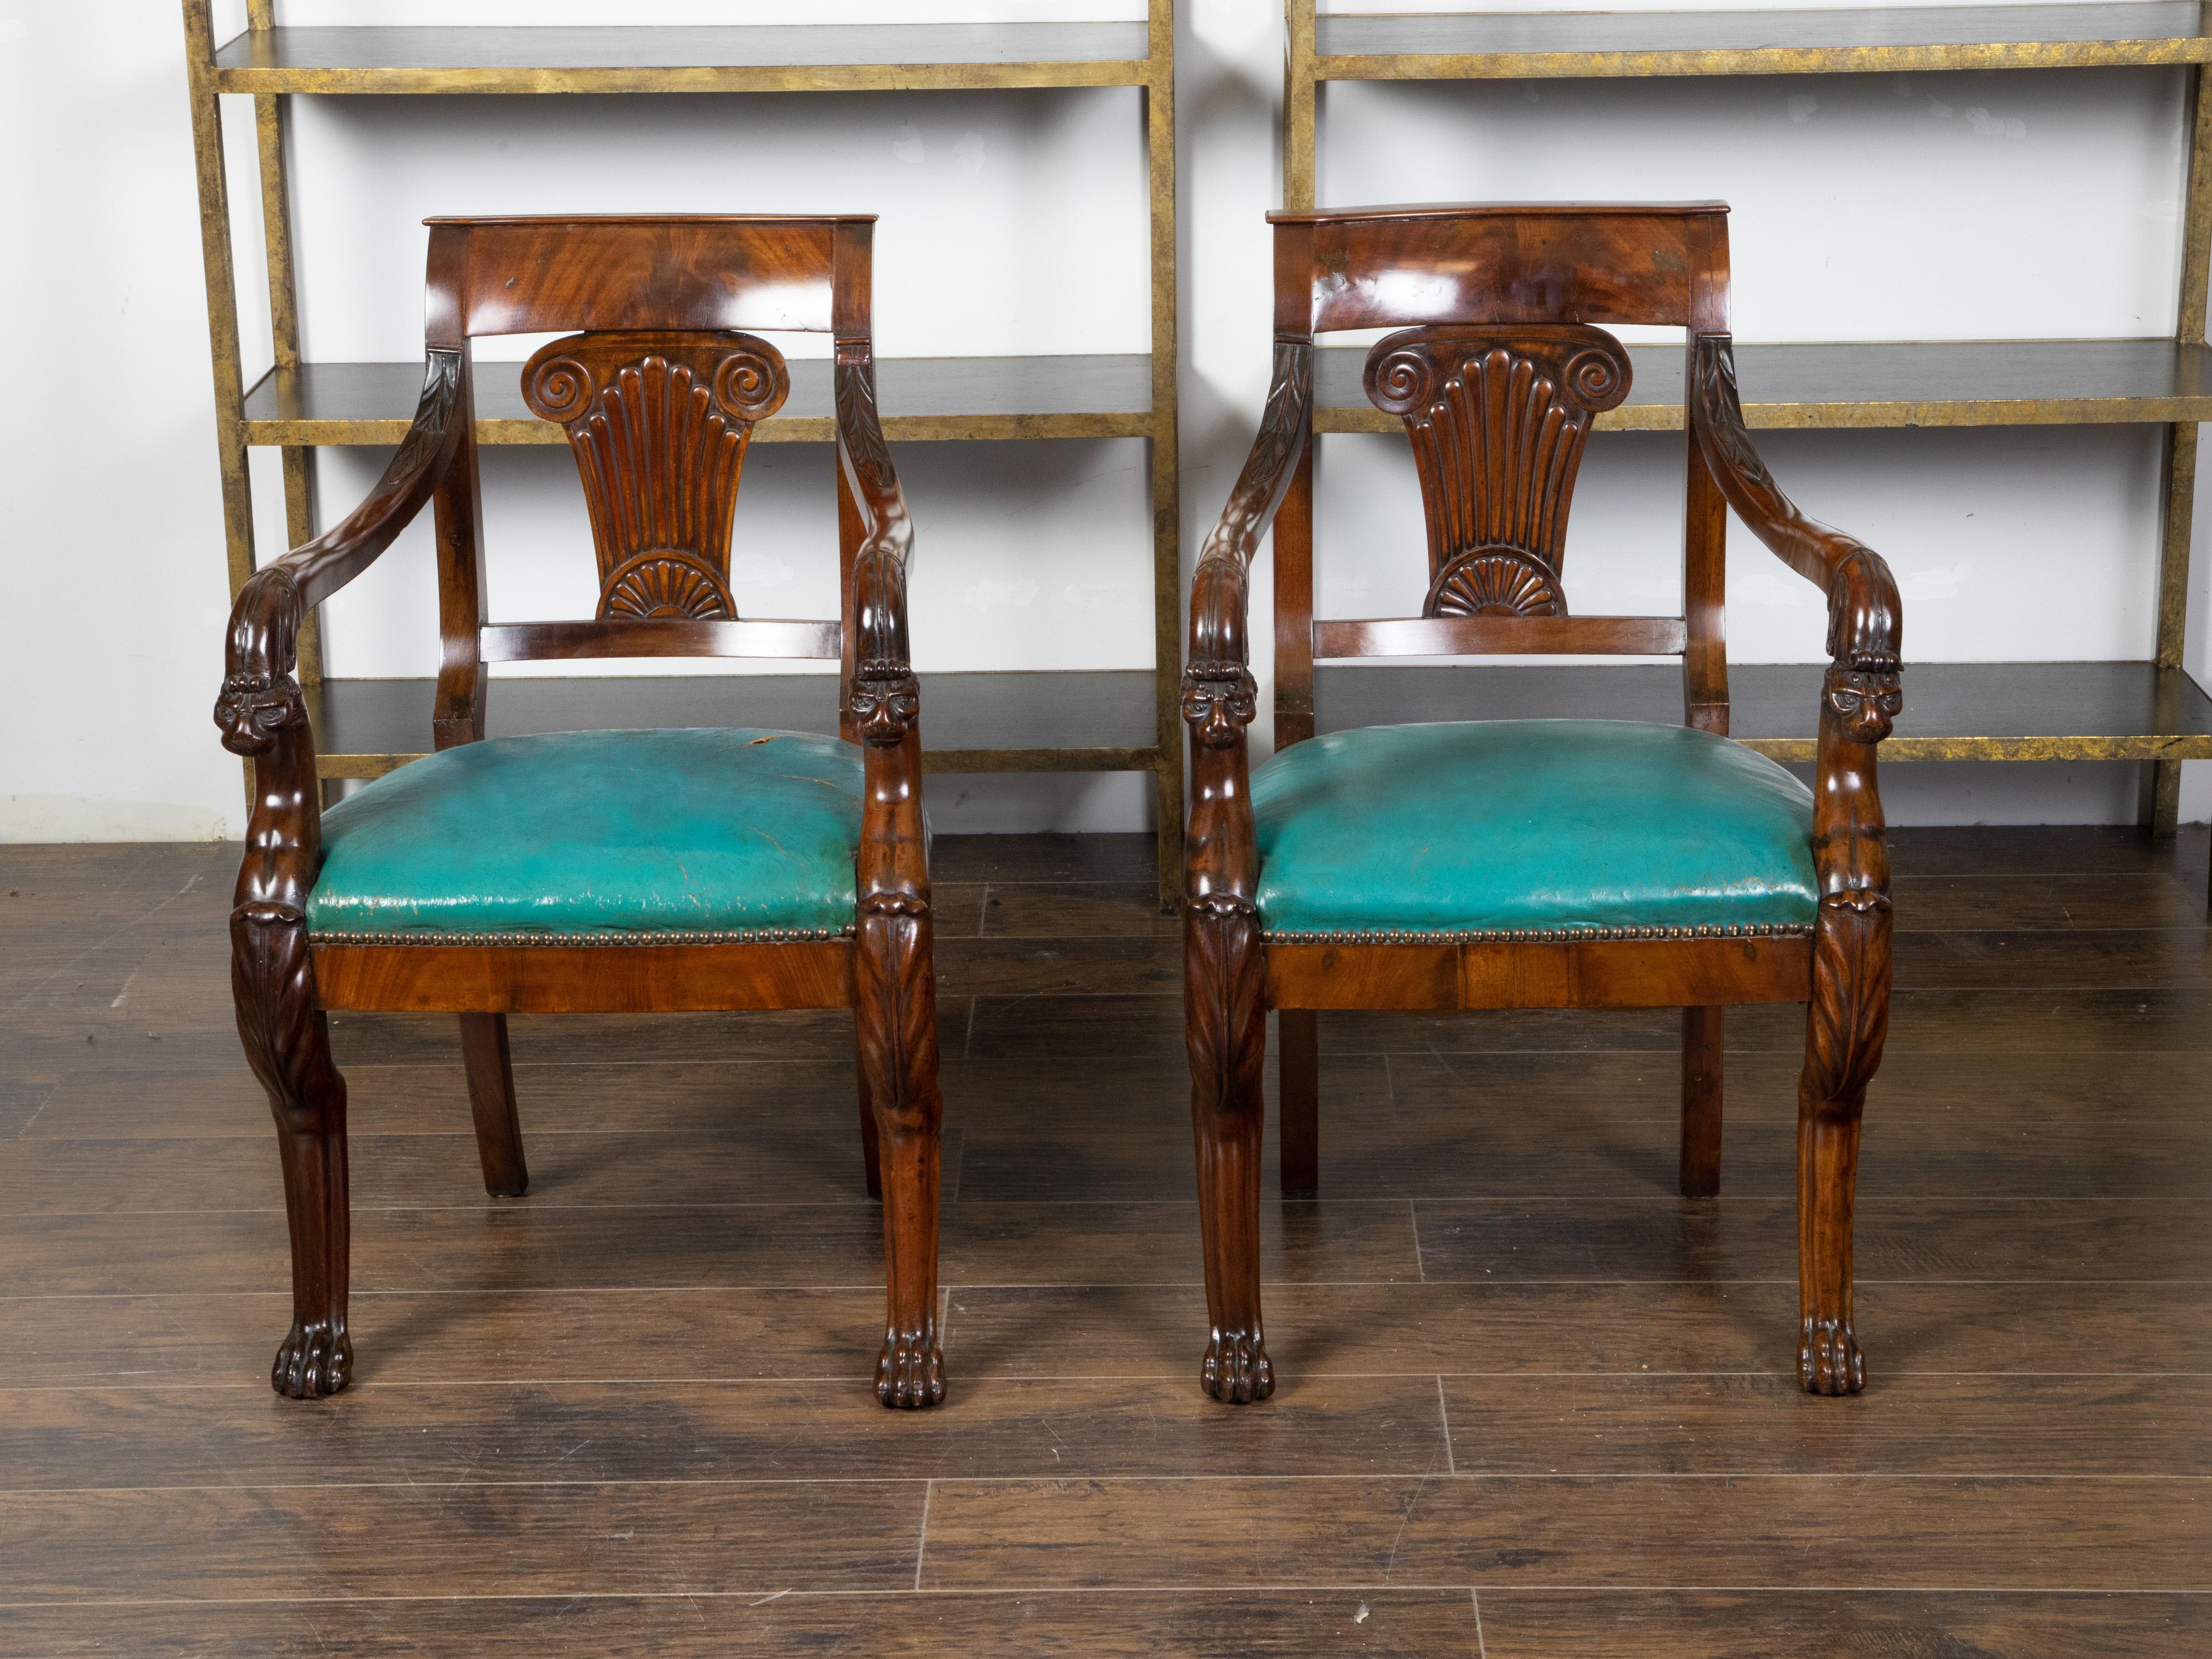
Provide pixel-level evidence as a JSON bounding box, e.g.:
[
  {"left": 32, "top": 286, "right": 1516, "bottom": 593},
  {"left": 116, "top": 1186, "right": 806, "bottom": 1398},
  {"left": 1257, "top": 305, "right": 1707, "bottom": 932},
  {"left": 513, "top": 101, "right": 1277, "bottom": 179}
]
[
  {"left": 1262, "top": 922, "right": 1813, "bottom": 945},
  {"left": 310, "top": 926, "right": 854, "bottom": 947}
]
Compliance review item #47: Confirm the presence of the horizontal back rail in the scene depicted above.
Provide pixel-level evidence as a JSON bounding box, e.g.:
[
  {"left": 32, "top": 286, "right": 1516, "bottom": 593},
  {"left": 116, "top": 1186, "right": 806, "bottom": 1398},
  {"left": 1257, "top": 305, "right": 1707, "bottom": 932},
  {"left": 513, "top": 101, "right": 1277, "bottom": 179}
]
[
  {"left": 425, "top": 217, "right": 866, "bottom": 345},
  {"left": 1276, "top": 204, "right": 1726, "bottom": 335},
  {"left": 481, "top": 619, "right": 843, "bottom": 663},
  {"left": 1312, "top": 614, "right": 1687, "bottom": 659}
]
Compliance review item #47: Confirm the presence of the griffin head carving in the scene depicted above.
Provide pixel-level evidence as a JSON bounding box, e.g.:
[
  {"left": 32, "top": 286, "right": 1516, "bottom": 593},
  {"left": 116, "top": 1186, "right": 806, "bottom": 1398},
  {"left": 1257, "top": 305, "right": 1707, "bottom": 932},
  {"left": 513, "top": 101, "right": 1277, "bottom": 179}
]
[
  {"left": 1822, "top": 666, "right": 1903, "bottom": 745},
  {"left": 1181, "top": 662, "right": 1258, "bottom": 750},
  {"left": 851, "top": 662, "right": 921, "bottom": 748},
  {"left": 213, "top": 673, "right": 308, "bottom": 758}
]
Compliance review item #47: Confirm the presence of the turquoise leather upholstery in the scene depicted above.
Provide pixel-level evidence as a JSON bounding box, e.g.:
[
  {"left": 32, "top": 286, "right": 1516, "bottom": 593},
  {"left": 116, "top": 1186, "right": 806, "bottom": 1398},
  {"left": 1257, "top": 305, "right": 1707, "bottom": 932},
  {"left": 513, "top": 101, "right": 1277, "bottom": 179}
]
[
  {"left": 306, "top": 728, "right": 864, "bottom": 939},
  {"left": 1251, "top": 719, "right": 1816, "bottom": 936}
]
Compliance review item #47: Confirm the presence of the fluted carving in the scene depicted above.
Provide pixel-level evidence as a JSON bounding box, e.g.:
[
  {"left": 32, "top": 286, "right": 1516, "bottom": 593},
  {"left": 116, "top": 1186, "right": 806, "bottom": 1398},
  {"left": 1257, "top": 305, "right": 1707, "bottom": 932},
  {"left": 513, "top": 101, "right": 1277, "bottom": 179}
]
[
  {"left": 1364, "top": 325, "right": 1631, "bottom": 618},
  {"left": 523, "top": 331, "right": 790, "bottom": 620}
]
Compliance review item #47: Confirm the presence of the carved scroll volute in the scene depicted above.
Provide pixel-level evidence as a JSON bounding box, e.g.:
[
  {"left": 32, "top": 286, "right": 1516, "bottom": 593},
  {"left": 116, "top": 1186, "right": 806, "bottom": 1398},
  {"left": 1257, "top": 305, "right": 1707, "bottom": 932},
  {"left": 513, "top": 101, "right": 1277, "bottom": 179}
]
[
  {"left": 1364, "top": 324, "right": 1631, "bottom": 620},
  {"left": 523, "top": 331, "right": 790, "bottom": 621}
]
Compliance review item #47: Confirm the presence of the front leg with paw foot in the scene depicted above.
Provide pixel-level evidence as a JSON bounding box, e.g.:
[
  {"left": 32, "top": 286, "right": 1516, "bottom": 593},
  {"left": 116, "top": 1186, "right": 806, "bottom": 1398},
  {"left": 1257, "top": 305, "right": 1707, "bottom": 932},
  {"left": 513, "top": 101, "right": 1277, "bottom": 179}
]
[
  {"left": 1202, "top": 1326, "right": 1274, "bottom": 1404},
  {"left": 1800, "top": 1314, "right": 1864, "bottom": 1396},
  {"left": 877, "top": 1321, "right": 945, "bottom": 1410},
  {"left": 273, "top": 1319, "right": 352, "bottom": 1399}
]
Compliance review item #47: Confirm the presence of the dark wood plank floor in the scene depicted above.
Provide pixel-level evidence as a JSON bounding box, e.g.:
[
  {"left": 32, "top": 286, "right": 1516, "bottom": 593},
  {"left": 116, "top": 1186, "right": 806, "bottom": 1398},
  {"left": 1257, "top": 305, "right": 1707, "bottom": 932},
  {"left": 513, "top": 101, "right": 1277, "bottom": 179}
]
[{"left": 2, "top": 827, "right": 2209, "bottom": 1655}]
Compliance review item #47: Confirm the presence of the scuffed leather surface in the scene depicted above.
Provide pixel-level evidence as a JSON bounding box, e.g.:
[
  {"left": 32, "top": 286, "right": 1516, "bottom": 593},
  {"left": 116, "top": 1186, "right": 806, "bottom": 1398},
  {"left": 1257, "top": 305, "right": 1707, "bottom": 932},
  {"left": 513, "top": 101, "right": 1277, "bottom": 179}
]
[
  {"left": 1251, "top": 719, "right": 1817, "bottom": 934},
  {"left": 306, "top": 728, "right": 863, "bottom": 937}
]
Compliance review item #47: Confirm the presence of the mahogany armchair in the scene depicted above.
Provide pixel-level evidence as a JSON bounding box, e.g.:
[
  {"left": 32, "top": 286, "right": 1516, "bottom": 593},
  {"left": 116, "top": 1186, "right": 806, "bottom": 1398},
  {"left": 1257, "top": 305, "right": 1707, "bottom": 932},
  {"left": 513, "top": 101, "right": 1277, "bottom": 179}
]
[
  {"left": 215, "top": 216, "right": 946, "bottom": 1408},
  {"left": 1182, "top": 203, "right": 1903, "bottom": 1402}
]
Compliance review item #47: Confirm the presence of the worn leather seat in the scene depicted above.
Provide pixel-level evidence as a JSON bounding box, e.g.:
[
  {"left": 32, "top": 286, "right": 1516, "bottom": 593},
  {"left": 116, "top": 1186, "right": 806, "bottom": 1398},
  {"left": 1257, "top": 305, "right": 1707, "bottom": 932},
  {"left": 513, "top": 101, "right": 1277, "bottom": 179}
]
[
  {"left": 306, "top": 728, "right": 864, "bottom": 940},
  {"left": 1250, "top": 719, "right": 1817, "bottom": 937}
]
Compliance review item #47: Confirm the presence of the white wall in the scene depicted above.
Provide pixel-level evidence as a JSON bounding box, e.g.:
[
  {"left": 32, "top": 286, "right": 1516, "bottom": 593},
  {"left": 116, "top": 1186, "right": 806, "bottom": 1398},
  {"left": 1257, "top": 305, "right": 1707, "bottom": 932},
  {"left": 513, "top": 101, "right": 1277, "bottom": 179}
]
[{"left": 2, "top": 0, "right": 2205, "bottom": 837}]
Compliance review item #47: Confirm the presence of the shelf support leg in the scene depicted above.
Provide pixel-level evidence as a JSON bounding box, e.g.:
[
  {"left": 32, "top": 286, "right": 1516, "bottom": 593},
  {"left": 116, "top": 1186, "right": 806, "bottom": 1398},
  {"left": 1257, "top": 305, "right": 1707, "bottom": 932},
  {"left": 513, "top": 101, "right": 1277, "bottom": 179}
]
[
  {"left": 1285, "top": 0, "right": 1316, "bottom": 213},
  {"left": 1149, "top": 0, "right": 1184, "bottom": 915},
  {"left": 2144, "top": 421, "right": 2197, "bottom": 838},
  {"left": 253, "top": 58, "right": 324, "bottom": 691},
  {"left": 2146, "top": 63, "right": 2212, "bottom": 841},
  {"left": 182, "top": 0, "right": 258, "bottom": 803}
]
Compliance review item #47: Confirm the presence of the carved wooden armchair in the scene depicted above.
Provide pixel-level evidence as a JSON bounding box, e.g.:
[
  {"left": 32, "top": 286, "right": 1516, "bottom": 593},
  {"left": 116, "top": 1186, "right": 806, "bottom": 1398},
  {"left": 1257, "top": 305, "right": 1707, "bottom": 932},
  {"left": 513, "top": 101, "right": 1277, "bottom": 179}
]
[
  {"left": 215, "top": 216, "right": 945, "bottom": 1408},
  {"left": 1183, "top": 202, "right": 1903, "bottom": 1402}
]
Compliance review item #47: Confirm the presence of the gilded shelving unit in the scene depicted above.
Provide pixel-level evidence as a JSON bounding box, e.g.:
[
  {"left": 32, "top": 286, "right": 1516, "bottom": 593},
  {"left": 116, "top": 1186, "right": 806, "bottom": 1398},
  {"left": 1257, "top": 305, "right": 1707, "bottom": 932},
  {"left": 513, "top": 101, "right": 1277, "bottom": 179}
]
[
  {"left": 181, "top": 3, "right": 1185, "bottom": 907},
  {"left": 1285, "top": 1, "right": 2212, "bottom": 831}
]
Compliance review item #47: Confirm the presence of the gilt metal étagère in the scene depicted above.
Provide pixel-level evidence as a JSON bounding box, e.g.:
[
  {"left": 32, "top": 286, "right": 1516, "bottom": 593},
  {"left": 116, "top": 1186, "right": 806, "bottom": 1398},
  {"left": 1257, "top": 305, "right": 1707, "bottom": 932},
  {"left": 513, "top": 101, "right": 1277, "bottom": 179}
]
[{"left": 181, "top": 2, "right": 1185, "bottom": 909}]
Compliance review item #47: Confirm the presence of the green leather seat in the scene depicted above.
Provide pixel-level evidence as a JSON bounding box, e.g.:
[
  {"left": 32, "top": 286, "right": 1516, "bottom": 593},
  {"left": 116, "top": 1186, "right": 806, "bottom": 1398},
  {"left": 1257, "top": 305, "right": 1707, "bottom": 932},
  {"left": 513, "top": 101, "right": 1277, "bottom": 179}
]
[
  {"left": 1250, "top": 719, "right": 1817, "bottom": 938},
  {"left": 306, "top": 728, "right": 864, "bottom": 941}
]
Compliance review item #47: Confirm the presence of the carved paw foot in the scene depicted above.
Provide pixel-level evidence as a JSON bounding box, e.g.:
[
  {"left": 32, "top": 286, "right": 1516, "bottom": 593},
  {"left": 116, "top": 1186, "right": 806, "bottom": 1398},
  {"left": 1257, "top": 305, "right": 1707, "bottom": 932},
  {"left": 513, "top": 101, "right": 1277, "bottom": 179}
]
[
  {"left": 1799, "top": 1314, "right": 1865, "bottom": 1396},
  {"left": 271, "top": 1321, "right": 352, "bottom": 1399},
  {"left": 877, "top": 1325, "right": 945, "bottom": 1410},
  {"left": 1201, "top": 1327, "right": 1274, "bottom": 1404}
]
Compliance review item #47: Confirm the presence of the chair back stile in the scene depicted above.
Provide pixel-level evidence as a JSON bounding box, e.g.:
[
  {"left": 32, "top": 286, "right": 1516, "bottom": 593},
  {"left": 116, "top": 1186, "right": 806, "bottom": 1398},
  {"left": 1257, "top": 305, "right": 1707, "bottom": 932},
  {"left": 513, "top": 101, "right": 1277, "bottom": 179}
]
[
  {"left": 1266, "top": 202, "right": 1735, "bottom": 747},
  {"left": 416, "top": 216, "right": 881, "bottom": 752}
]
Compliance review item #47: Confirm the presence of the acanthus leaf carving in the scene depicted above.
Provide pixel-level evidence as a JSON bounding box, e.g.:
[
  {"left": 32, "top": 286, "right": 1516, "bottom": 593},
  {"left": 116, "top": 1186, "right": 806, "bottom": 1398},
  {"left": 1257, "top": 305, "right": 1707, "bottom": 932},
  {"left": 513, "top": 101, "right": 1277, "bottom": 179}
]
[
  {"left": 1692, "top": 333, "right": 1777, "bottom": 502},
  {"left": 231, "top": 898, "right": 353, "bottom": 1399},
  {"left": 1199, "top": 339, "right": 1313, "bottom": 571},
  {"left": 852, "top": 880, "right": 946, "bottom": 1409},
  {"left": 1182, "top": 887, "right": 1271, "bottom": 1404},
  {"left": 1803, "top": 889, "right": 1893, "bottom": 1105},
  {"left": 834, "top": 341, "right": 897, "bottom": 497}
]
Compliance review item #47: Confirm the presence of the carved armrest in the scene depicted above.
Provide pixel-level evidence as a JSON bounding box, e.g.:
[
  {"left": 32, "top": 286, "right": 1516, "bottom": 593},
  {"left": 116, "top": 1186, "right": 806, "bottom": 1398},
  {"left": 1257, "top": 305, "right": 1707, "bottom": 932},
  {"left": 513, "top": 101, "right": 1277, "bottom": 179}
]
[
  {"left": 1691, "top": 334, "right": 1903, "bottom": 744},
  {"left": 214, "top": 351, "right": 465, "bottom": 915},
  {"left": 1693, "top": 333, "right": 1901, "bottom": 907},
  {"left": 834, "top": 345, "right": 920, "bottom": 751},
  {"left": 215, "top": 351, "right": 467, "bottom": 749},
  {"left": 1182, "top": 341, "right": 1314, "bottom": 909},
  {"left": 1185, "top": 340, "right": 1314, "bottom": 747}
]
